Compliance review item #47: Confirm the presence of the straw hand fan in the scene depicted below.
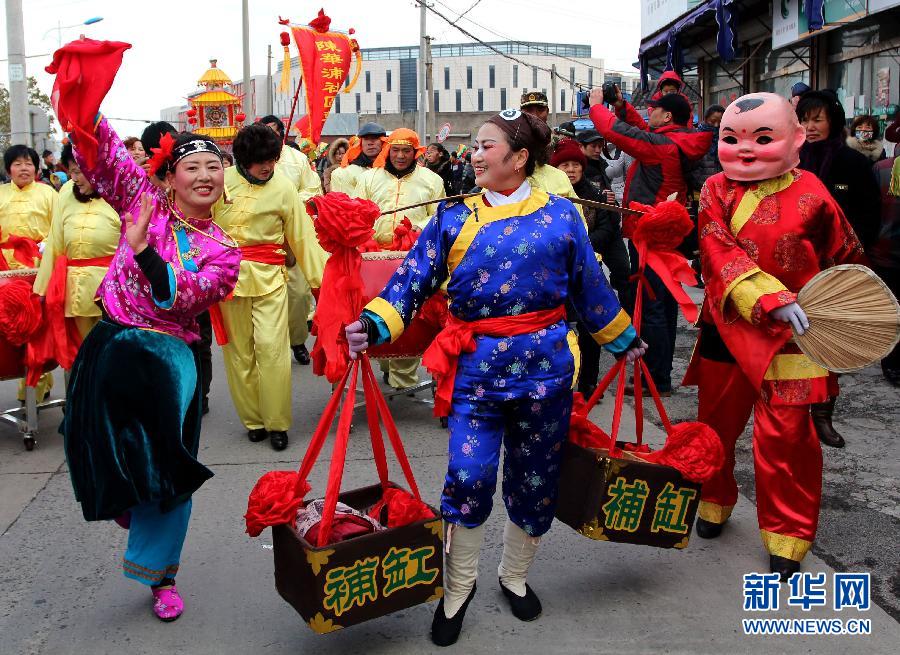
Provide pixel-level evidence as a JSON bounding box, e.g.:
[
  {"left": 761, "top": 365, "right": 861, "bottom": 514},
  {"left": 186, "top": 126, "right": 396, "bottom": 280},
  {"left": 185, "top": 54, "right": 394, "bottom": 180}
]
[{"left": 794, "top": 265, "right": 900, "bottom": 373}]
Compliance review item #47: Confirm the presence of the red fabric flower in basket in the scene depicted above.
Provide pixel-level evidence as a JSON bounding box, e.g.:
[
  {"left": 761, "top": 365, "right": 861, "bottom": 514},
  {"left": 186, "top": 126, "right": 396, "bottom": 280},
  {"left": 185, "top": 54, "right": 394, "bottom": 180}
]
[
  {"left": 637, "top": 421, "right": 725, "bottom": 484},
  {"left": 244, "top": 471, "right": 311, "bottom": 537}
]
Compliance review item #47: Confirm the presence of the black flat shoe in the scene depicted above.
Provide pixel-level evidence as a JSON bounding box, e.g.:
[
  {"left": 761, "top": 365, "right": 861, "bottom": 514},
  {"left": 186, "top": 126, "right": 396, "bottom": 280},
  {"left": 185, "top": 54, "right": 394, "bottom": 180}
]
[
  {"left": 247, "top": 428, "right": 268, "bottom": 443},
  {"left": 770, "top": 554, "right": 801, "bottom": 582},
  {"left": 695, "top": 517, "right": 724, "bottom": 539},
  {"left": 431, "top": 583, "right": 476, "bottom": 647},
  {"left": 269, "top": 431, "right": 289, "bottom": 451},
  {"left": 292, "top": 344, "right": 311, "bottom": 365},
  {"left": 499, "top": 579, "right": 542, "bottom": 621}
]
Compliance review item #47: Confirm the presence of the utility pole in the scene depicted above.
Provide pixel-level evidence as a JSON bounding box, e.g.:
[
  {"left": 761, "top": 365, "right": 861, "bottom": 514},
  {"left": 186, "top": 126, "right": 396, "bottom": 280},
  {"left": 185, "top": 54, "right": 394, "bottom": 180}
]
[
  {"left": 425, "top": 36, "right": 436, "bottom": 144},
  {"left": 241, "top": 0, "right": 252, "bottom": 118},
  {"left": 550, "top": 64, "right": 558, "bottom": 128},
  {"left": 6, "top": 0, "right": 31, "bottom": 147},
  {"left": 266, "top": 44, "right": 274, "bottom": 115},
  {"left": 418, "top": 0, "right": 427, "bottom": 140}
]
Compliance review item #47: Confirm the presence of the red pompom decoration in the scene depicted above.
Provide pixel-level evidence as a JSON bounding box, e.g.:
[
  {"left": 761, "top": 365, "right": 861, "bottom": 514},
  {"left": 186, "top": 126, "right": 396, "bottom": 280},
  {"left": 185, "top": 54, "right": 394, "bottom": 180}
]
[
  {"left": 280, "top": 31, "right": 291, "bottom": 47},
  {"left": 0, "top": 280, "right": 43, "bottom": 346},
  {"left": 186, "top": 107, "right": 197, "bottom": 118},
  {"left": 244, "top": 470, "right": 311, "bottom": 537},
  {"left": 638, "top": 421, "right": 725, "bottom": 484},
  {"left": 349, "top": 28, "right": 355, "bottom": 35},
  {"left": 235, "top": 112, "right": 246, "bottom": 123},
  {"left": 568, "top": 392, "right": 613, "bottom": 450},
  {"left": 187, "top": 117, "right": 197, "bottom": 126},
  {"left": 625, "top": 200, "right": 693, "bottom": 251},
  {"left": 367, "top": 486, "right": 435, "bottom": 528}
]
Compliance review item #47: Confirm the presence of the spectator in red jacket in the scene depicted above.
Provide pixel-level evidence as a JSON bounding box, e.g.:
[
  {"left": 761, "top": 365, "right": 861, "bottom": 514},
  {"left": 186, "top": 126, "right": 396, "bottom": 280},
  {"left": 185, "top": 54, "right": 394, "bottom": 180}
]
[{"left": 588, "top": 86, "right": 712, "bottom": 394}]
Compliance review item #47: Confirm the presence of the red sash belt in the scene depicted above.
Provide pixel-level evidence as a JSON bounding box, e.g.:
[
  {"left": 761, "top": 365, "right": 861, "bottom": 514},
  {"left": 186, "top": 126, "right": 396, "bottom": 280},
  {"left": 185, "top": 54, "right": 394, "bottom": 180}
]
[
  {"left": 241, "top": 243, "right": 286, "bottom": 265},
  {"left": 45, "top": 253, "right": 114, "bottom": 369},
  {"left": 422, "top": 305, "right": 567, "bottom": 417},
  {"left": 68, "top": 255, "right": 115, "bottom": 267}
]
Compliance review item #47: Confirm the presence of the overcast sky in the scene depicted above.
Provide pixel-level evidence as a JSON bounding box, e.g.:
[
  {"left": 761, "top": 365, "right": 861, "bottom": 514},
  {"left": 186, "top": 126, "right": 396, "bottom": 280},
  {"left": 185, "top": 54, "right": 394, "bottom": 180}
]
[{"left": 1, "top": 0, "right": 640, "bottom": 140}]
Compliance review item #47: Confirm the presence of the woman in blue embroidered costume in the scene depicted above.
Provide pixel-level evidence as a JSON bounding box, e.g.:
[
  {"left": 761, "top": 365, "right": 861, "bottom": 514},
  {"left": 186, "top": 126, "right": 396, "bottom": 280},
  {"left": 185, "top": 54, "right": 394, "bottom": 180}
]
[{"left": 345, "top": 109, "right": 646, "bottom": 646}]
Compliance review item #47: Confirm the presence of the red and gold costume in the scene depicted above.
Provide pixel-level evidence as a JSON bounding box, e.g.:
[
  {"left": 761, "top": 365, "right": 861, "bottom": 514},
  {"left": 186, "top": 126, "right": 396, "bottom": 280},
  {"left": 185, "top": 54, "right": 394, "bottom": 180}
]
[{"left": 684, "top": 167, "right": 863, "bottom": 561}]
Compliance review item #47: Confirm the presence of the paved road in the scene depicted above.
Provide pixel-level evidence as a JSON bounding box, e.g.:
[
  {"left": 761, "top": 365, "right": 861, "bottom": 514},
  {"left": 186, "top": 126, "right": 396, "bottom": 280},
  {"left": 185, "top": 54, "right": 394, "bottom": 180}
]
[{"left": 1, "top": 339, "right": 898, "bottom": 654}]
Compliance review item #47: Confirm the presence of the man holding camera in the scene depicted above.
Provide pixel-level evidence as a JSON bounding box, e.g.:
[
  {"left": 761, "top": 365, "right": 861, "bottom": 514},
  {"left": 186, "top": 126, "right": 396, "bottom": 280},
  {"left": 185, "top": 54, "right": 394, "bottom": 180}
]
[{"left": 587, "top": 83, "right": 712, "bottom": 395}]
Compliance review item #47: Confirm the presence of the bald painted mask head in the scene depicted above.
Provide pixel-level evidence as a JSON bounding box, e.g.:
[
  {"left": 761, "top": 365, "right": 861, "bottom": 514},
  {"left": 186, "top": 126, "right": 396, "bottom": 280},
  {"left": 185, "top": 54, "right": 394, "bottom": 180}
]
[{"left": 718, "top": 92, "right": 806, "bottom": 182}]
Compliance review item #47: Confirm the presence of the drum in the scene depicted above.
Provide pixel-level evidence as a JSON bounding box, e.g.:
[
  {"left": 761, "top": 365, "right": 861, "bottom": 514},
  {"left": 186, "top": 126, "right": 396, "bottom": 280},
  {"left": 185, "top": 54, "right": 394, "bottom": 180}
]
[
  {"left": 0, "top": 269, "right": 39, "bottom": 380},
  {"left": 361, "top": 251, "right": 447, "bottom": 359}
]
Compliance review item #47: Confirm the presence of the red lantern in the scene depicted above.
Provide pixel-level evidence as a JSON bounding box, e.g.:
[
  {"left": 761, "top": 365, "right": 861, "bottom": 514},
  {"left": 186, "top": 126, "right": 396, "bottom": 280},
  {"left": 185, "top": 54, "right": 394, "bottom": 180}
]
[
  {"left": 235, "top": 112, "right": 246, "bottom": 123},
  {"left": 280, "top": 31, "right": 291, "bottom": 47},
  {"left": 188, "top": 117, "right": 198, "bottom": 125},
  {"left": 186, "top": 107, "right": 197, "bottom": 118}
]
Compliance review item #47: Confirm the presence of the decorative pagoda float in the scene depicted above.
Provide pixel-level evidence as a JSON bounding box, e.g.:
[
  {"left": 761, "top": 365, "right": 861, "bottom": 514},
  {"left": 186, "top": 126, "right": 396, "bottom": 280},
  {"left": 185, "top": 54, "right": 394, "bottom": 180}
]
[{"left": 185, "top": 59, "right": 246, "bottom": 145}]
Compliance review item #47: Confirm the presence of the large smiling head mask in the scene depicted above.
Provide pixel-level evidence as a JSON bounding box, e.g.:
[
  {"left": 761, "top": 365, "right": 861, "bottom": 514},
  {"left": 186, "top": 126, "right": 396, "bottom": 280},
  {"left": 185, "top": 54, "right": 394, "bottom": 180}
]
[{"left": 718, "top": 92, "right": 806, "bottom": 182}]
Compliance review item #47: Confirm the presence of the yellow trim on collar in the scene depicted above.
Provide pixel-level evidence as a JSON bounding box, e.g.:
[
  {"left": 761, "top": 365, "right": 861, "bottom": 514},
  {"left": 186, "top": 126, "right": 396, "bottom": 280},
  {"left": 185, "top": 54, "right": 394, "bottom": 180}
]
[
  {"left": 591, "top": 308, "right": 631, "bottom": 345},
  {"left": 364, "top": 296, "right": 405, "bottom": 343},
  {"left": 760, "top": 529, "right": 812, "bottom": 562},
  {"left": 764, "top": 354, "right": 828, "bottom": 381},
  {"left": 447, "top": 190, "right": 550, "bottom": 276},
  {"left": 729, "top": 172, "right": 795, "bottom": 237}
]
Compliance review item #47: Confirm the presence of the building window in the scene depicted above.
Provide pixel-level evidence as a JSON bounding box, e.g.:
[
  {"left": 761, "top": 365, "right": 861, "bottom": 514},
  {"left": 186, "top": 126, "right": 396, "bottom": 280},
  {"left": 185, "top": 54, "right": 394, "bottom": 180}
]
[
  {"left": 561, "top": 90, "right": 566, "bottom": 112},
  {"left": 513, "top": 65, "right": 518, "bottom": 88},
  {"left": 365, "top": 71, "right": 371, "bottom": 93},
  {"left": 376, "top": 92, "right": 382, "bottom": 114},
  {"left": 335, "top": 95, "right": 341, "bottom": 113},
  {"left": 489, "top": 65, "right": 495, "bottom": 88},
  {"left": 500, "top": 88, "right": 507, "bottom": 109},
  {"left": 444, "top": 66, "right": 450, "bottom": 89},
  {"left": 570, "top": 67, "right": 575, "bottom": 85},
  {"left": 478, "top": 88, "right": 484, "bottom": 111},
  {"left": 467, "top": 66, "right": 473, "bottom": 89},
  {"left": 455, "top": 89, "right": 462, "bottom": 112},
  {"left": 386, "top": 69, "right": 392, "bottom": 92},
  {"left": 355, "top": 93, "right": 361, "bottom": 113},
  {"left": 434, "top": 90, "right": 439, "bottom": 112},
  {"left": 532, "top": 66, "right": 538, "bottom": 87},
  {"left": 588, "top": 68, "right": 594, "bottom": 87}
]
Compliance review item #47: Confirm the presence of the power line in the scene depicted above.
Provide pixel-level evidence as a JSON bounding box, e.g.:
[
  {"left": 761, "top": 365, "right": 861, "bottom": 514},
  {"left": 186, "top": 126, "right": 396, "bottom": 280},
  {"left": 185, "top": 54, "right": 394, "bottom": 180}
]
[
  {"left": 431, "top": 0, "right": 637, "bottom": 77},
  {"left": 419, "top": 0, "right": 633, "bottom": 92}
]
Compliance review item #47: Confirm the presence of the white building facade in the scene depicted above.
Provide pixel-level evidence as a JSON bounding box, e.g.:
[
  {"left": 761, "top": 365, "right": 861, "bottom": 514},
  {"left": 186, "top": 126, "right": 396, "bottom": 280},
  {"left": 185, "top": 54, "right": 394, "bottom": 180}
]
[{"left": 275, "top": 40, "right": 639, "bottom": 120}]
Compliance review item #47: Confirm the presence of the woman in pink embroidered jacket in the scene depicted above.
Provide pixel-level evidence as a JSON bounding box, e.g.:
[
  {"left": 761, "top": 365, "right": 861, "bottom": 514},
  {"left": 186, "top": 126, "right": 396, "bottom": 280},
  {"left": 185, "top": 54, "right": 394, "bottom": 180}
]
[{"left": 64, "top": 116, "right": 240, "bottom": 622}]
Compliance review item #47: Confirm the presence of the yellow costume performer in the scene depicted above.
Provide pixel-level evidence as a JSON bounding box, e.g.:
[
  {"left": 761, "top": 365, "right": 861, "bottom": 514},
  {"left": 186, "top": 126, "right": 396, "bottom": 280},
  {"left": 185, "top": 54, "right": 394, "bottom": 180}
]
[
  {"left": 33, "top": 180, "right": 120, "bottom": 339},
  {"left": 353, "top": 128, "right": 445, "bottom": 388},
  {"left": 330, "top": 122, "right": 387, "bottom": 195},
  {"left": 0, "top": 177, "right": 57, "bottom": 400},
  {"left": 214, "top": 163, "right": 326, "bottom": 443},
  {"left": 276, "top": 144, "right": 322, "bottom": 360}
]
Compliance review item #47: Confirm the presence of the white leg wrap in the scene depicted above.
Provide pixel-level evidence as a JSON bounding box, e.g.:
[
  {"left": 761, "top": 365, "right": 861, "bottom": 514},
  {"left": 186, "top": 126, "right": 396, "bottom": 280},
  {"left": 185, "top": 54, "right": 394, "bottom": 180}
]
[
  {"left": 443, "top": 522, "right": 484, "bottom": 618},
  {"left": 497, "top": 519, "right": 540, "bottom": 597}
]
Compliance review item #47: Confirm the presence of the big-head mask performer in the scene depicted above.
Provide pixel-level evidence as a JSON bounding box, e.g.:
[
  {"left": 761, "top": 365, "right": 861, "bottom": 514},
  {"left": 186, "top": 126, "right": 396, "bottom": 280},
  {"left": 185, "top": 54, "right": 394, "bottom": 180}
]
[
  {"left": 683, "top": 92, "right": 864, "bottom": 581},
  {"left": 346, "top": 107, "right": 644, "bottom": 646}
]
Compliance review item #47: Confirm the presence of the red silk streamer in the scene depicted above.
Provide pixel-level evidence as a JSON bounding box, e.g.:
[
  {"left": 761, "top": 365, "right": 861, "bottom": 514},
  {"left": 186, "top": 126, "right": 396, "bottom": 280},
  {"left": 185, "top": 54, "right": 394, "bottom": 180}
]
[
  {"left": 307, "top": 192, "right": 379, "bottom": 383},
  {"left": 289, "top": 14, "right": 357, "bottom": 144},
  {"left": 45, "top": 38, "right": 131, "bottom": 171},
  {"left": 422, "top": 306, "right": 567, "bottom": 417},
  {"left": 624, "top": 200, "right": 699, "bottom": 325}
]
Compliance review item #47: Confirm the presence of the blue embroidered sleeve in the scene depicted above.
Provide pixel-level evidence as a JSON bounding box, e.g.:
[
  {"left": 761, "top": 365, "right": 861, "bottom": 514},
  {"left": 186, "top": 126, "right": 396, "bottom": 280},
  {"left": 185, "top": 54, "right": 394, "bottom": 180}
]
[{"left": 565, "top": 202, "right": 635, "bottom": 347}]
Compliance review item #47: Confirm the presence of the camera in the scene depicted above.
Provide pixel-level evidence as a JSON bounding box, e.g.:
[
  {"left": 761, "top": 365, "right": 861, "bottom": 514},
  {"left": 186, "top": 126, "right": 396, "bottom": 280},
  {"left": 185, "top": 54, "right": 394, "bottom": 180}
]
[{"left": 601, "top": 81, "right": 619, "bottom": 104}]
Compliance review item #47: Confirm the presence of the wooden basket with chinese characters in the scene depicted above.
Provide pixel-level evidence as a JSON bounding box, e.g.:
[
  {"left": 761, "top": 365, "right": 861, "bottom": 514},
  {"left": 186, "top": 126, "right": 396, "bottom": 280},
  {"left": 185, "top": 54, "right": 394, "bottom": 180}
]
[
  {"left": 555, "top": 358, "right": 708, "bottom": 550},
  {"left": 270, "top": 357, "right": 443, "bottom": 633}
]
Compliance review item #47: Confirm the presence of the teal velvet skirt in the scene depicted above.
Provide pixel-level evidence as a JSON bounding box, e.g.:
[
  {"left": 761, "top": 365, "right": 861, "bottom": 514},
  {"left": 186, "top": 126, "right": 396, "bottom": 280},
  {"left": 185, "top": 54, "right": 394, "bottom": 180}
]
[{"left": 63, "top": 320, "right": 212, "bottom": 521}]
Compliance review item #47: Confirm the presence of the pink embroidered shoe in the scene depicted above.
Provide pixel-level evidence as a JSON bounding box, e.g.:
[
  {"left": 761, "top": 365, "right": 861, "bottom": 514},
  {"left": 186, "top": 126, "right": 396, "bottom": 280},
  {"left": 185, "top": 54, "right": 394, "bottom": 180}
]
[{"left": 151, "top": 584, "right": 184, "bottom": 622}]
